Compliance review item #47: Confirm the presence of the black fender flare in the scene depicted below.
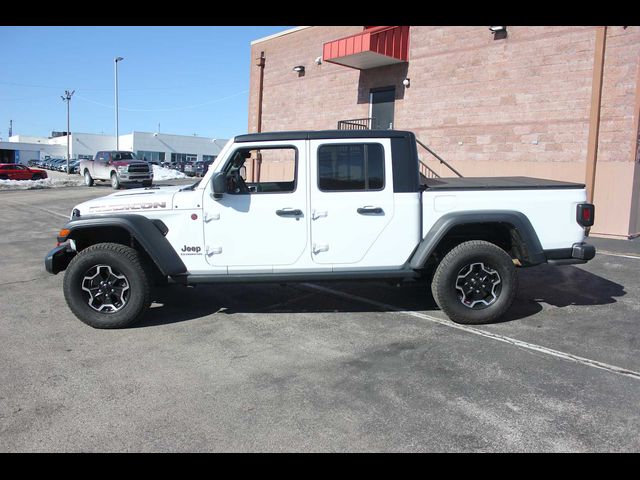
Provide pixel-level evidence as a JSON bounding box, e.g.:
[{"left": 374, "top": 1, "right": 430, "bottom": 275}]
[
  {"left": 60, "top": 214, "right": 187, "bottom": 276},
  {"left": 408, "top": 210, "right": 546, "bottom": 269}
]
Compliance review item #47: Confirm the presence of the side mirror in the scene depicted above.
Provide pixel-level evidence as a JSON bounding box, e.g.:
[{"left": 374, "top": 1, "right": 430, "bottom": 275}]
[{"left": 211, "top": 172, "right": 226, "bottom": 199}]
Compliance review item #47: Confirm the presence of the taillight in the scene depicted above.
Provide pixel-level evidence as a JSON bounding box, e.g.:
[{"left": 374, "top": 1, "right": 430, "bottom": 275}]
[{"left": 577, "top": 203, "right": 595, "bottom": 227}]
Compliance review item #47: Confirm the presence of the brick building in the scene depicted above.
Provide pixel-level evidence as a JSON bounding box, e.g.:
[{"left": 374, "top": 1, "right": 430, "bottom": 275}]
[{"left": 247, "top": 26, "right": 640, "bottom": 239}]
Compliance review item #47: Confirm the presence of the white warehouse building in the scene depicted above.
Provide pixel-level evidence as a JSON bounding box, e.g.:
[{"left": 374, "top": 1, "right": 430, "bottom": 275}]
[{"left": 0, "top": 131, "right": 228, "bottom": 165}]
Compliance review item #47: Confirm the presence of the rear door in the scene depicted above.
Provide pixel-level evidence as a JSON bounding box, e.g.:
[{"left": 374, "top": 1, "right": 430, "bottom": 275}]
[{"left": 309, "top": 139, "right": 395, "bottom": 267}]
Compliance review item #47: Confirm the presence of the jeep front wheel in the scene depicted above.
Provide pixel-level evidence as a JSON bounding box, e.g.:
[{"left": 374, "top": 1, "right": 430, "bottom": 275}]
[
  {"left": 63, "top": 243, "right": 151, "bottom": 328},
  {"left": 431, "top": 240, "right": 517, "bottom": 325}
]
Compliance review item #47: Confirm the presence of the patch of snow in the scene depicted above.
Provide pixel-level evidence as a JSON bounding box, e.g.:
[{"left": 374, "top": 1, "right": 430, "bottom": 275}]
[
  {"left": 152, "top": 165, "right": 187, "bottom": 180},
  {"left": 0, "top": 176, "right": 84, "bottom": 190}
]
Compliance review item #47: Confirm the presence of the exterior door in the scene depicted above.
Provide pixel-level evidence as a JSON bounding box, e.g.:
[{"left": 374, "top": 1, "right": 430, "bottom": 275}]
[
  {"left": 309, "top": 139, "right": 395, "bottom": 267},
  {"left": 202, "top": 141, "right": 308, "bottom": 272},
  {"left": 95, "top": 151, "right": 111, "bottom": 179},
  {"left": 370, "top": 87, "right": 395, "bottom": 130}
]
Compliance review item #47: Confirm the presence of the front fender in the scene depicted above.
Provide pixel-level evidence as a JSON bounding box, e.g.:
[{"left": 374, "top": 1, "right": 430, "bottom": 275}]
[{"left": 55, "top": 214, "right": 186, "bottom": 276}]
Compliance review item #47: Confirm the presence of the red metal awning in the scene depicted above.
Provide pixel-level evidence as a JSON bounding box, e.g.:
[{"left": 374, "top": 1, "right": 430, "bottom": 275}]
[{"left": 323, "top": 26, "right": 410, "bottom": 70}]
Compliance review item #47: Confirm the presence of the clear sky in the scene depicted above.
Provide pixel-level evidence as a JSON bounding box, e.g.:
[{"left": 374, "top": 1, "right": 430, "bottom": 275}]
[{"left": 0, "top": 26, "right": 290, "bottom": 141}]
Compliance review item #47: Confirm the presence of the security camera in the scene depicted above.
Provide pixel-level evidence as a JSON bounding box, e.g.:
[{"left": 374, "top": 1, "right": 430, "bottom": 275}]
[
  {"left": 402, "top": 78, "right": 410, "bottom": 87},
  {"left": 315, "top": 56, "right": 322, "bottom": 65}
]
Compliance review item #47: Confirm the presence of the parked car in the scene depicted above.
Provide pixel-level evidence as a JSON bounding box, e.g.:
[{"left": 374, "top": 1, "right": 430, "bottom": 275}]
[
  {"left": 194, "top": 160, "right": 213, "bottom": 177},
  {"left": 60, "top": 159, "right": 80, "bottom": 174},
  {"left": 0, "top": 163, "right": 48, "bottom": 180},
  {"left": 46, "top": 158, "right": 65, "bottom": 170},
  {"left": 184, "top": 161, "right": 197, "bottom": 177}
]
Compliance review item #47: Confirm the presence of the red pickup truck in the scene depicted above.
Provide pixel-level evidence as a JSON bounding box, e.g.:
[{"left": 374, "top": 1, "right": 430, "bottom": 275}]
[{"left": 0, "top": 163, "right": 48, "bottom": 181}]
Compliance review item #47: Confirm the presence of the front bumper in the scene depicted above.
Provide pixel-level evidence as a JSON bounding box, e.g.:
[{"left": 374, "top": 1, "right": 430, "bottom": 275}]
[
  {"left": 545, "top": 242, "right": 596, "bottom": 265},
  {"left": 44, "top": 244, "right": 76, "bottom": 274}
]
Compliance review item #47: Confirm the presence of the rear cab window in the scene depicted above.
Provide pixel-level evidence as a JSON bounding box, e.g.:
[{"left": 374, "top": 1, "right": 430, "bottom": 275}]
[{"left": 317, "top": 143, "right": 385, "bottom": 192}]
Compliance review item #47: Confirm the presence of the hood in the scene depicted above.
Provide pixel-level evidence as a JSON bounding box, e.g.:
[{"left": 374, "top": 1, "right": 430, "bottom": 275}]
[{"left": 71, "top": 185, "right": 185, "bottom": 218}]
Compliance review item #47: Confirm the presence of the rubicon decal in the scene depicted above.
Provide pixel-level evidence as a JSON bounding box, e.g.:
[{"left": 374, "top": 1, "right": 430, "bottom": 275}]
[
  {"left": 88, "top": 201, "right": 167, "bottom": 213},
  {"left": 181, "top": 245, "right": 202, "bottom": 255}
]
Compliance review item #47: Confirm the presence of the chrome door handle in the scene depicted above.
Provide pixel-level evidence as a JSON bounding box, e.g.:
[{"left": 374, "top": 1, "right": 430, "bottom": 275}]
[
  {"left": 357, "top": 206, "right": 383, "bottom": 215},
  {"left": 276, "top": 209, "right": 303, "bottom": 217}
]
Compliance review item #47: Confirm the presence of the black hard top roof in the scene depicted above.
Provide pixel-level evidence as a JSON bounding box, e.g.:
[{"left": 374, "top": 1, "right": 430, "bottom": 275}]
[{"left": 234, "top": 130, "right": 415, "bottom": 143}]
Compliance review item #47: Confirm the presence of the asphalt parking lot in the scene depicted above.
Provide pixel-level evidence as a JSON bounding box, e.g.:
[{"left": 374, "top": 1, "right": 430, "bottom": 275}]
[{"left": 1, "top": 181, "right": 639, "bottom": 452}]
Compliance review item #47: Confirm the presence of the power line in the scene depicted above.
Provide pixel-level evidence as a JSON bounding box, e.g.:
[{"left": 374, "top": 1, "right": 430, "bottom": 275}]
[
  {"left": 0, "top": 79, "right": 242, "bottom": 92},
  {"left": 74, "top": 90, "right": 248, "bottom": 112}
]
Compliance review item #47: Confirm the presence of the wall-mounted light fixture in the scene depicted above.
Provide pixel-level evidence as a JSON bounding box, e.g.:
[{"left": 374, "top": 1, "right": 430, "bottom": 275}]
[
  {"left": 489, "top": 26, "right": 508, "bottom": 40},
  {"left": 315, "top": 56, "right": 322, "bottom": 65},
  {"left": 293, "top": 65, "right": 305, "bottom": 77},
  {"left": 402, "top": 78, "right": 410, "bottom": 88}
]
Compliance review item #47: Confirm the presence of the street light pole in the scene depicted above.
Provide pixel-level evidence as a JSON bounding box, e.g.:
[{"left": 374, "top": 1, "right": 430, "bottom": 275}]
[
  {"left": 61, "top": 90, "right": 75, "bottom": 175},
  {"left": 114, "top": 56, "right": 124, "bottom": 150}
]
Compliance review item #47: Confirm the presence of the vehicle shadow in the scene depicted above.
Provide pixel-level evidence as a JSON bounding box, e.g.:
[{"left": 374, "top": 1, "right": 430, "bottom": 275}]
[
  {"left": 133, "top": 264, "right": 625, "bottom": 328},
  {"left": 496, "top": 264, "right": 626, "bottom": 323}
]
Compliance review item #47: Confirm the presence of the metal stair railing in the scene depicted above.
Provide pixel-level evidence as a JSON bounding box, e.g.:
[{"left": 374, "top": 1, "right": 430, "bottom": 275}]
[{"left": 416, "top": 138, "right": 463, "bottom": 178}]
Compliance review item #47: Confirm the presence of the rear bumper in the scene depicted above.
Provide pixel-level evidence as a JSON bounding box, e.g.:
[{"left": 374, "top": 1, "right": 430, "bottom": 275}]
[
  {"left": 545, "top": 242, "right": 596, "bottom": 265},
  {"left": 44, "top": 244, "right": 76, "bottom": 274}
]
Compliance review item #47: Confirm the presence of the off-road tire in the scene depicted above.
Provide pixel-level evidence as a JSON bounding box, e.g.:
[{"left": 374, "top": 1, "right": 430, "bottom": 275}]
[
  {"left": 111, "top": 172, "right": 121, "bottom": 189},
  {"left": 431, "top": 240, "right": 517, "bottom": 325},
  {"left": 0, "top": 174, "right": 8, "bottom": 180},
  {"left": 84, "top": 170, "right": 94, "bottom": 186},
  {"left": 142, "top": 180, "right": 153, "bottom": 187},
  {"left": 63, "top": 243, "right": 151, "bottom": 329},
  {"left": 31, "top": 174, "right": 43, "bottom": 180}
]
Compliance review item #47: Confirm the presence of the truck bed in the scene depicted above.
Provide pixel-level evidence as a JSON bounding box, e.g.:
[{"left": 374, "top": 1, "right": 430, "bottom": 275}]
[{"left": 422, "top": 176, "right": 585, "bottom": 190}]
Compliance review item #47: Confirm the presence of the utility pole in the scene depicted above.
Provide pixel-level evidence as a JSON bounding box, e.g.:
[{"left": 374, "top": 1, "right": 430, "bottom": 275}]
[
  {"left": 114, "top": 56, "right": 124, "bottom": 150},
  {"left": 61, "top": 90, "right": 75, "bottom": 175}
]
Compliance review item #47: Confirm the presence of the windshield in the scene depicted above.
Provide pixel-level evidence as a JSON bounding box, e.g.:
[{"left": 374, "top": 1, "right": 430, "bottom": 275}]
[{"left": 112, "top": 151, "right": 137, "bottom": 161}]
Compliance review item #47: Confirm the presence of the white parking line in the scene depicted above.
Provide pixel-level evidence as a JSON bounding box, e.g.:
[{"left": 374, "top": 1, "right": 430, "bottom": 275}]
[
  {"left": 597, "top": 251, "right": 640, "bottom": 260},
  {"left": 302, "top": 283, "right": 640, "bottom": 382},
  {"left": 36, "top": 207, "right": 69, "bottom": 219},
  {"left": 3, "top": 199, "right": 69, "bottom": 219}
]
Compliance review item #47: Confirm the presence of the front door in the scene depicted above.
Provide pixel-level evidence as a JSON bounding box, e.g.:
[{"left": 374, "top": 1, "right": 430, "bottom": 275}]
[
  {"left": 370, "top": 87, "right": 395, "bottom": 130},
  {"left": 309, "top": 139, "right": 395, "bottom": 267},
  {"left": 202, "top": 141, "right": 308, "bottom": 272}
]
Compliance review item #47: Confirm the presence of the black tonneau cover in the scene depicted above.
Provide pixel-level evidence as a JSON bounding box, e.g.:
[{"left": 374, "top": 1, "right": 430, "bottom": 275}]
[{"left": 423, "top": 176, "right": 585, "bottom": 190}]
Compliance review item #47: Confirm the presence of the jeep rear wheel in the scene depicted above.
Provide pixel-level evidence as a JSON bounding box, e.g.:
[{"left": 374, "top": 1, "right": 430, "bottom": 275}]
[
  {"left": 84, "top": 170, "right": 94, "bottom": 186},
  {"left": 431, "top": 240, "right": 517, "bottom": 324},
  {"left": 63, "top": 243, "right": 151, "bottom": 329}
]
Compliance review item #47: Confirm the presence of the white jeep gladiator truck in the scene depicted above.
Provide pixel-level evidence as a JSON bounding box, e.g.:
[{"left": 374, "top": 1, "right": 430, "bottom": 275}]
[
  {"left": 80, "top": 150, "right": 154, "bottom": 189},
  {"left": 45, "top": 130, "right": 595, "bottom": 328}
]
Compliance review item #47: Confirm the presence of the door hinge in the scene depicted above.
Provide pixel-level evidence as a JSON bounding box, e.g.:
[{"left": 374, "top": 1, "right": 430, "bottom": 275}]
[
  {"left": 204, "top": 212, "right": 220, "bottom": 222},
  {"left": 312, "top": 243, "right": 329, "bottom": 254},
  {"left": 206, "top": 246, "right": 222, "bottom": 256},
  {"left": 312, "top": 210, "right": 328, "bottom": 220}
]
